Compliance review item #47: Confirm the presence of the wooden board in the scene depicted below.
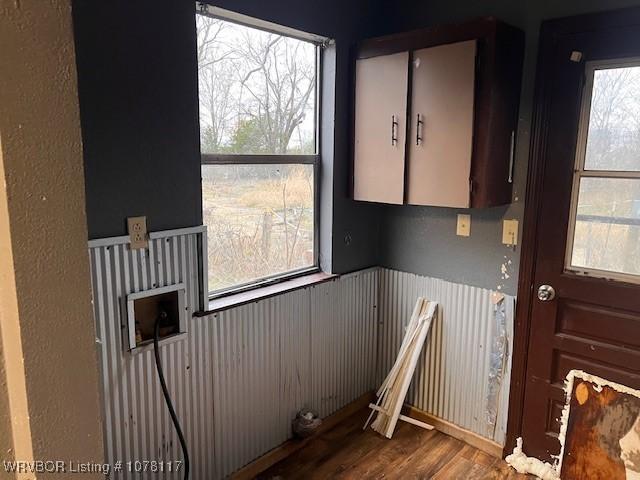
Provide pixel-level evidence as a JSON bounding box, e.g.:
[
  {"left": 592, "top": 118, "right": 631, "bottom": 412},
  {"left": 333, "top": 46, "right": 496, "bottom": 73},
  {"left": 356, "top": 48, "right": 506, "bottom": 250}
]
[{"left": 559, "top": 372, "right": 640, "bottom": 479}]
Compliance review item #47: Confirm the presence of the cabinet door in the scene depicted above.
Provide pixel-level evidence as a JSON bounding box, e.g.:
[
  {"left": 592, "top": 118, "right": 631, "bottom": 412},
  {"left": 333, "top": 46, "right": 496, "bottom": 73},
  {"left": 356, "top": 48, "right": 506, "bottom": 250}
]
[
  {"left": 353, "top": 52, "right": 409, "bottom": 204},
  {"left": 407, "top": 40, "right": 476, "bottom": 207}
]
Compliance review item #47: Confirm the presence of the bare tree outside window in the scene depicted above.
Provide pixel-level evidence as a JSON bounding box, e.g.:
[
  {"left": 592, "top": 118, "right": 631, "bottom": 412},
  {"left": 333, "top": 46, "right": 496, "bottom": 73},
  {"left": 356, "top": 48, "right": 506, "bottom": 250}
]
[
  {"left": 197, "top": 11, "right": 318, "bottom": 294},
  {"left": 197, "top": 14, "right": 316, "bottom": 155},
  {"left": 585, "top": 67, "right": 640, "bottom": 172}
]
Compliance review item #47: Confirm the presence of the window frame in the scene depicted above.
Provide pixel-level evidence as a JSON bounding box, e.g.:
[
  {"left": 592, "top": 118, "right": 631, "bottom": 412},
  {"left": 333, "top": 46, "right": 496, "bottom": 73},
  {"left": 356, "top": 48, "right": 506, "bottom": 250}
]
[
  {"left": 196, "top": 4, "right": 325, "bottom": 300},
  {"left": 565, "top": 58, "right": 640, "bottom": 284}
]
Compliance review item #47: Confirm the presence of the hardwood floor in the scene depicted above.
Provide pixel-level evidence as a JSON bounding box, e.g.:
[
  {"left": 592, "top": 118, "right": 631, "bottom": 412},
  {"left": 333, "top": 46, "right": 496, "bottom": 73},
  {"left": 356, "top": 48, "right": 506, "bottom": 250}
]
[{"left": 259, "top": 410, "right": 532, "bottom": 479}]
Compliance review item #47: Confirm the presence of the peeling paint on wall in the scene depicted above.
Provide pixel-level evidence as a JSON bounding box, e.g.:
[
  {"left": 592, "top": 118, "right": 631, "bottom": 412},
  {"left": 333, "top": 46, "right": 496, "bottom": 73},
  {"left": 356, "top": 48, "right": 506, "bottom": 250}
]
[{"left": 486, "top": 294, "right": 509, "bottom": 431}]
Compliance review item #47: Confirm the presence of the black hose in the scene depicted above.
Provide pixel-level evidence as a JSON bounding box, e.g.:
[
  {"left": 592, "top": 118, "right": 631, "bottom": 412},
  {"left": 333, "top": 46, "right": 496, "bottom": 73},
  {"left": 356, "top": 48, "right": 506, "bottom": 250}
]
[{"left": 154, "top": 319, "right": 190, "bottom": 480}]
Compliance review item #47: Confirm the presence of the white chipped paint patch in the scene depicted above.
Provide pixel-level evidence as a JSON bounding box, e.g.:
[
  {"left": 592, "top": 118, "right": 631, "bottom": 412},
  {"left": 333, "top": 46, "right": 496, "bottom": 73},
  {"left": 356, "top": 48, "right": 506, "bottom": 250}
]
[
  {"left": 620, "top": 414, "right": 640, "bottom": 480},
  {"left": 500, "top": 263, "right": 510, "bottom": 279},
  {"left": 505, "top": 438, "right": 560, "bottom": 479}
]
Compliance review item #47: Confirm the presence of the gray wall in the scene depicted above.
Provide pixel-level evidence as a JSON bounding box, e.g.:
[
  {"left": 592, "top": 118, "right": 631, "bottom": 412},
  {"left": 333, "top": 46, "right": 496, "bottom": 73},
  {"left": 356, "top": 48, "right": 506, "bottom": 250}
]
[
  {"left": 73, "top": 0, "right": 381, "bottom": 273},
  {"left": 374, "top": 0, "right": 640, "bottom": 295},
  {"left": 73, "top": 0, "right": 202, "bottom": 238},
  {"left": 74, "top": 0, "right": 640, "bottom": 288}
]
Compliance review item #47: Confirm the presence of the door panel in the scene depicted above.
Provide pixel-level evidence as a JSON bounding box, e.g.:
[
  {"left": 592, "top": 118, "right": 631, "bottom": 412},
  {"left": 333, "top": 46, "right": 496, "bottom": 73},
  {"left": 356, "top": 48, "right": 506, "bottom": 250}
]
[
  {"left": 521, "top": 22, "right": 640, "bottom": 462},
  {"left": 407, "top": 40, "right": 476, "bottom": 207},
  {"left": 353, "top": 52, "right": 408, "bottom": 204}
]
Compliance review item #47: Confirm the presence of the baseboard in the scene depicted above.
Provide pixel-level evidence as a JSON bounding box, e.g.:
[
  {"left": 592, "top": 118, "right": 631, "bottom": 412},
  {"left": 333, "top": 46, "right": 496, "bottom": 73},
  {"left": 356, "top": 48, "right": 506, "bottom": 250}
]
[
  {"left": 231, "top": 391, "right": 375, "bottom": 480},
  {"left": 403, "top": 405, "right": 504, "bottom": 458}
]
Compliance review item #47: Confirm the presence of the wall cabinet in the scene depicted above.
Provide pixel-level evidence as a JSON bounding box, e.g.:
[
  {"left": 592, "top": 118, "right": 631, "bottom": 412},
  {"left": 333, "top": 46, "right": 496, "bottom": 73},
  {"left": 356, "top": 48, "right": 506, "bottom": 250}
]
[{"left": 351, "top": 18, "right": 524, "bottom": 208}]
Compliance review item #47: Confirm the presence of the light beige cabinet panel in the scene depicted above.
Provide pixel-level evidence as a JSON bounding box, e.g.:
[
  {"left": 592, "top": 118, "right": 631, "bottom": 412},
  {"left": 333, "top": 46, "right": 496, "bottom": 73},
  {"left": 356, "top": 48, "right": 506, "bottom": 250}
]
[
  {"left": 407, "top": 40, "right": 477, "bottom": 208},
  {"left": 353, "top": 52, "right": 409, "bottom": 204}
]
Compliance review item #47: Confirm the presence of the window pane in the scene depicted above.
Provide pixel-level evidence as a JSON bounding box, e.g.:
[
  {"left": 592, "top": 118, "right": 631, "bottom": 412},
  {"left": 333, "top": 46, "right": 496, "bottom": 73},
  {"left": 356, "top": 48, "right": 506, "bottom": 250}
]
[
  {"left": 570, "top": 177, "right": 640, "bottom": 276},
  {"left": 584, "top": 66, "right": 640, "bottom": 171},
  {"left": 196, "top": 15, "right": 316, "bottom": 155},
  {"left": 202, "top": 164, "right": 315, "bottom": 292}
]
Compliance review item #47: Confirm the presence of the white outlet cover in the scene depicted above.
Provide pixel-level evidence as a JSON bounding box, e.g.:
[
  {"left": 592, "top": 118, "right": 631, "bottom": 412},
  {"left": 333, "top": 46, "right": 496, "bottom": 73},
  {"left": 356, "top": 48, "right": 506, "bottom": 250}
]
[
  {"left": 127, "top": 216, "right": 148, "bottom": 250},
  {"left": 502, "top": 219, "right": 519, "bottom": 245},
  {"left": 456, "top": 214, "right": 471, "bottom": 237}
]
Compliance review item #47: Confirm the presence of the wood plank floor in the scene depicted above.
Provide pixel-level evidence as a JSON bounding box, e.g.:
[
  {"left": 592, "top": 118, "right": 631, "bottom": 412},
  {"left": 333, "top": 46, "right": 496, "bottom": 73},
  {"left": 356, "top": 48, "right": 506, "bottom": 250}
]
[{"left": 259, "top": 410, "right": 532, "bottom": 479}]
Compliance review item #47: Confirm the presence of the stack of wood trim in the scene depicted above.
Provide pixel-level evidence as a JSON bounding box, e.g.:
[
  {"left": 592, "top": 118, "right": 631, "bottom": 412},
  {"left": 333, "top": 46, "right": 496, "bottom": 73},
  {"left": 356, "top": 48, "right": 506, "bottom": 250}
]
[{"left": 365, "top": 298, "right": 437, "bottom": 438}]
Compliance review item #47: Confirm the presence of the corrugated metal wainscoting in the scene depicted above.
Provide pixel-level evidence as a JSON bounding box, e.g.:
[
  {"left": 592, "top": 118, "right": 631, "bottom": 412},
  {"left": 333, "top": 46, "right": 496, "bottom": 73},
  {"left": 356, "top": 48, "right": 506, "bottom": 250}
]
[
  {"left": 89, "top": 227, "right": 212, "bottom": 480},
  {"left": 89, "top": 228, "right": 515, "bottom": 479},
  {"left": 377, "top": 268, "right": 515, "bottom": 445},
  {"left": 210, "top": 269, "right": 378, "bottom": 478},
  {"left": 88, "top": 228, "right": 378, "bottom": 479}
]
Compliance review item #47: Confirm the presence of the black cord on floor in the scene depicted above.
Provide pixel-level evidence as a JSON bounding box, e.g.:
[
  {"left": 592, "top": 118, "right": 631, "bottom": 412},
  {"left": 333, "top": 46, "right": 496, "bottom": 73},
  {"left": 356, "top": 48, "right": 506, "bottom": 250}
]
[{"left": 154, "top": 320, "right": 190, "bottom": 480}]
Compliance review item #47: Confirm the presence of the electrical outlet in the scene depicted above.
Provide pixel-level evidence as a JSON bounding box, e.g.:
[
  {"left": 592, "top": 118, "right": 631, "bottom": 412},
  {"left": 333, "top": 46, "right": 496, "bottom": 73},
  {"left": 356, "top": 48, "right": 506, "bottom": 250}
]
[
  {"left": 456, "top": 214, "right": 471, "bottom": 237},
  {"left": 502, "top": 219, "right": 519, "bottom": 245},
  {"left": 127, "top": 216, "right": 148, "bottom": 249}
]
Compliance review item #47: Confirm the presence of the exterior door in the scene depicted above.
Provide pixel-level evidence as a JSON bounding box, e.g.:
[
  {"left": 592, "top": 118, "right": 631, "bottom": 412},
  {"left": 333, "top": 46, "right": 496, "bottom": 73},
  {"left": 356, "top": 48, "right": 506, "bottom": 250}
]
[
  {"left": 353, "top": 52, "right": 408, "bottom": 204},
  {"left": 407, "top": 40, "right": 476, "bottom": 208},
  {"left": 520, "top": 13, "right": 640, "bottom": 461}
]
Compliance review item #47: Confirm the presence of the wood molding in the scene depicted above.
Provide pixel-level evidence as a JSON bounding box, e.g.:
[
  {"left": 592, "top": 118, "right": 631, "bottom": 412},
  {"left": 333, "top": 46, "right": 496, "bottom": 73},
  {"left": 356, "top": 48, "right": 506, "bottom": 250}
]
[
  {"left": 197, "top": 271, "right": 336, "bottom": 316},
  {"left": 231, "top": 392, "right": 375, "bottom": 480},
  {"left": 503, "top": 16, "right": 555, "bottom": 457},
  {"left": 403, "top": 405, "right": 504, "bottom": 459},
  {"left": 357, "top": 17, "right": 503, "bottom": 60}
]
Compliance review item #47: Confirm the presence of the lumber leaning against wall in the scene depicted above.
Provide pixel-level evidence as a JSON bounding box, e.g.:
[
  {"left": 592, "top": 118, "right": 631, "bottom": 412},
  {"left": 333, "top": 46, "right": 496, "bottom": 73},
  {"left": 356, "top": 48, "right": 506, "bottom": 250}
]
[{"left": 377, "top": 268, "right": 515, "bottom": 445}]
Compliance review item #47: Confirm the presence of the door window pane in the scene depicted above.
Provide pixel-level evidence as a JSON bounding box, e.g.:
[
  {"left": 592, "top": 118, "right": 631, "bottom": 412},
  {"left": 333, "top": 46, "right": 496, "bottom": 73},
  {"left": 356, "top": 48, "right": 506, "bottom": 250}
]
[
  {"left": 202, "top": 164, "right": 315, "bottom": 292},
  {"left": 585, "top": 66, "right": 640, "bottom": 171},
  {"left": 570, "top": 177, "right": 640, "bottom": 276}
]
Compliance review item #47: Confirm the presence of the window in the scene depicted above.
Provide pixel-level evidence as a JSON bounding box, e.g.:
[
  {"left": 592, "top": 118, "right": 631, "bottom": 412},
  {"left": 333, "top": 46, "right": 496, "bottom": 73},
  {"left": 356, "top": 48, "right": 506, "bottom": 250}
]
[
  {"left": 566, "top": 60, "right": 640, "bottom": 282},
  {"left": 196, "top": 4, "right": 322, "bottom": 296}
]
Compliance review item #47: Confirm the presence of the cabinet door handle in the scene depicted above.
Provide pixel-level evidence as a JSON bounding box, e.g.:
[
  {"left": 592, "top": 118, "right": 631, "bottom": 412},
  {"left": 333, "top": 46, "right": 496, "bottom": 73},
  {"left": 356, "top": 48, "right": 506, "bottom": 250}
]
[
  {"left": 416, "top": 114, "right": 424, "bottom": 146},
  {"left": 508, "top": 130, "right": 515, "bottom": 183},
  {"left": 391, "top": 115, "right": 399, "bottom": 146}
]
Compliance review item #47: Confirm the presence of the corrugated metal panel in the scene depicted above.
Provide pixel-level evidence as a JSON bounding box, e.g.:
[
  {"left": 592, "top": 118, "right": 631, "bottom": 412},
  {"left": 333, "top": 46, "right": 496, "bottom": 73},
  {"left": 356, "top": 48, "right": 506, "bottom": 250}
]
[
  {"left": 89, "top": 228, "right": 213, "bottom": 480},
  {"left": 377, "top": 268, "right": 515, "bottom": 445},
  {"left": 209, "top": 289, "right": 309, "bottom": 478},
  {"left": 90, "top": 231, "right": 378, "bottom": 479},
  {"left": 90, "top": 232, "right": 511, "bottom": 478},
  {"left": 210, "top": 268, "right": 379, "bottom": 477},
  {"left": 309, "top": 269, "right": 378, "bottom": 419}
]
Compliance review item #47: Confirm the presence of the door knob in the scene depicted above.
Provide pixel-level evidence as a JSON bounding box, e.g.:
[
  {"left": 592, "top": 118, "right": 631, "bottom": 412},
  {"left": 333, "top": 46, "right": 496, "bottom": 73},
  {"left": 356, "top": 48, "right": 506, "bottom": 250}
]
[{"left": 537, "top": 284, "right": 556, "bottom": 302}]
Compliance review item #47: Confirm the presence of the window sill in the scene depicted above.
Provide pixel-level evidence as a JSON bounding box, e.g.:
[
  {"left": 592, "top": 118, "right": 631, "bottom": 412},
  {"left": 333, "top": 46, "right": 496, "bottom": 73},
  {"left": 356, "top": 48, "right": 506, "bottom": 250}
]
[{"left": 194, "top": 271, "right": 337, "bottom": 316}]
